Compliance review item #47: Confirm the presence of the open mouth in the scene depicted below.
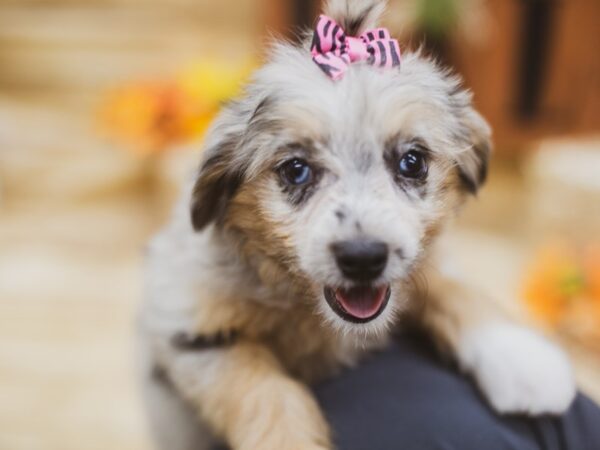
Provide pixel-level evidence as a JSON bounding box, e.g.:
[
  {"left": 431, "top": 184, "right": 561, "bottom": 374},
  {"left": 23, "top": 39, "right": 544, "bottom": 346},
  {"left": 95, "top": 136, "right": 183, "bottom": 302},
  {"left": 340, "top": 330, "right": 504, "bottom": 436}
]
[{"left": 324, "top": 284, "right": 391, "bottom": 323}]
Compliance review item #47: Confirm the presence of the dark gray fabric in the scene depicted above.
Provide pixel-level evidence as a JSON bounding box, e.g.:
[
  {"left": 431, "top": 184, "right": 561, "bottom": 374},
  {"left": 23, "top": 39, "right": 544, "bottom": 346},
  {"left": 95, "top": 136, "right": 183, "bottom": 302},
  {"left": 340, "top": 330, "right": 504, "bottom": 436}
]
[
  {"left": 213, "top": 333, "right": 600, "bottom": 449},
  {"left": 314, "top": 333, "right": 600, "bottom": 450}
]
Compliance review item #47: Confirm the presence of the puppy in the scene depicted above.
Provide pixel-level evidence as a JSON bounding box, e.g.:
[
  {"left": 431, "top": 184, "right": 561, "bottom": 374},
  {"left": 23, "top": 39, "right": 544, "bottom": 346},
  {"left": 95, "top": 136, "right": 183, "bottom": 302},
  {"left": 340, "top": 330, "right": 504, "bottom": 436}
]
[{"left": 139, "top": 1, "right": 576, "bottom": 448}]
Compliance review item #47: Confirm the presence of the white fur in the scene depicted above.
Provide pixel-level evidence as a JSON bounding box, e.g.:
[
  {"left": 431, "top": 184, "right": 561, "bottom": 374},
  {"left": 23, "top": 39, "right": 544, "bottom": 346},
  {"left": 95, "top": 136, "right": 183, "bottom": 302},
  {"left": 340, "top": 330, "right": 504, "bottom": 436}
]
[
  {"left": 325, "top": 0, "right": 387, "bottom": 31},
  {"left": 138, "top": 1, "right": 574, "bottom": 447},
  {"left": 244, "top": 53, "right": 471, "bottom": 333},
  {"left": 458, "top": 323, "right": 576, "bottom": 415}
]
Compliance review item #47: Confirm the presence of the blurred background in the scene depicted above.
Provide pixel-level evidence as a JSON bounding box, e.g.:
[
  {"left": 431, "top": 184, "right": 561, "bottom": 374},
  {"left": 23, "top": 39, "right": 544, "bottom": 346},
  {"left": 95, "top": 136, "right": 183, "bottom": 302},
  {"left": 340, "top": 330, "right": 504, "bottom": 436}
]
[{"left": 0, "top": 0, "right": 598, "bottom": 448}]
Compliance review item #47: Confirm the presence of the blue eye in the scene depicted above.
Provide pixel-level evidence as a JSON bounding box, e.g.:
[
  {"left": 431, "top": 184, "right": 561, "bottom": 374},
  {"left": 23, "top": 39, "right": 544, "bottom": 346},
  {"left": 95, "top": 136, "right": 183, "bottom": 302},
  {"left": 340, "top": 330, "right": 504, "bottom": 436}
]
[
  {"left": 398, "top": 150, "right": 428, "bottom": 179},
  {"left": 280, "top": 159, "right": 313, "bottom": 185}
]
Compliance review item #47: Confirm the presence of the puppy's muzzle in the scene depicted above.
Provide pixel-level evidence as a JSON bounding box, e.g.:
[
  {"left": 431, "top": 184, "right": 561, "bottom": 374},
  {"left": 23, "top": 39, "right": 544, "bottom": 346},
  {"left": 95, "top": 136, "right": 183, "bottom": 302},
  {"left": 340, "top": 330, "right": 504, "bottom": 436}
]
[{"left": 330, "top": 239, "right": 388, "bottom": 282}]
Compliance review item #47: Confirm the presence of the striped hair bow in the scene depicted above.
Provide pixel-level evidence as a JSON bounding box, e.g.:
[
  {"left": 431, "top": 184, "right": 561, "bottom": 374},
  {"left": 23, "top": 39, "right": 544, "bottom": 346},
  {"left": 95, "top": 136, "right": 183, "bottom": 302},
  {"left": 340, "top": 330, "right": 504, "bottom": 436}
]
[{"left": 310, "top": 15, "right": 401, "bottom": 81}]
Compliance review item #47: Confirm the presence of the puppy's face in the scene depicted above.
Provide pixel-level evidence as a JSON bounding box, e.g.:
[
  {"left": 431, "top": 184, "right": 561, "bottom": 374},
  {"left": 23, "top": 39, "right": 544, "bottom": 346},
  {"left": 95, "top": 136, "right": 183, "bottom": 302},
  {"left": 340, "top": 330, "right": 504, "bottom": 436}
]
[{"left": 191, "top": 46, "right": 490, "bottom": 334}]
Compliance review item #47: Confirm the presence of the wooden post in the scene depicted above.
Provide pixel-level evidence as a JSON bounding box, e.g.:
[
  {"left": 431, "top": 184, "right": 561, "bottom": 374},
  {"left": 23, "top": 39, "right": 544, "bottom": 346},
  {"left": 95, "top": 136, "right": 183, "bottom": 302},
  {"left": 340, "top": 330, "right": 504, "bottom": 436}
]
[{"left": 261, "top": 0, "right": 321, "bottom": 39}]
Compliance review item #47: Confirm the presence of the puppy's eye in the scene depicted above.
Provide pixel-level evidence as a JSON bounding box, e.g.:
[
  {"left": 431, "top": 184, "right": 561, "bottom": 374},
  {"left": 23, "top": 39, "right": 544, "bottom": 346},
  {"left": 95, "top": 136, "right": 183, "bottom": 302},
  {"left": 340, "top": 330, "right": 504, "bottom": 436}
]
[
  {"left": 279, "top": 158, "right": 313, "bottom": 186},
  {"left": 398, "top": 150, "right": 428, "bottom": 179}
]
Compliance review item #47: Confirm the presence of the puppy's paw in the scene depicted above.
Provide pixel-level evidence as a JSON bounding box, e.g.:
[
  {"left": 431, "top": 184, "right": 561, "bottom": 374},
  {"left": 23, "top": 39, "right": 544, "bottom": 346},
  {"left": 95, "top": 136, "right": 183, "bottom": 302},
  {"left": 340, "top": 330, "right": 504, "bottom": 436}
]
[{"left": 459, "top": 323, "right": 576, "bottom": 415}]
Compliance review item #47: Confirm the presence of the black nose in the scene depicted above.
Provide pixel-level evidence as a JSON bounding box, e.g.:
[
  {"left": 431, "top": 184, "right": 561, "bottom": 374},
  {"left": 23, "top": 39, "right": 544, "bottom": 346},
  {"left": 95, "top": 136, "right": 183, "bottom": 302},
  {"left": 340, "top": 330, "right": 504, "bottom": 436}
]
[{"left": 331, "top": 240, "right": 389, "bottom": 281}]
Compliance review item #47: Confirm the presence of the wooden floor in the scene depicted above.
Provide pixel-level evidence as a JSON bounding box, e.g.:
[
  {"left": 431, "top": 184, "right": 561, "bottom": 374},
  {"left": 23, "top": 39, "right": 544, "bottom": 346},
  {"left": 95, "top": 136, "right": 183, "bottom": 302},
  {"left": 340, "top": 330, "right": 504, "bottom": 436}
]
[
  {"left": 0, "top": 97, "right": 155, "bottom": 450},
  {"left": 0, "top": 1, "right": 599, "bottom": 449},
  {"left": 0, "top": 2, "right": 255, "bottom": 448}
]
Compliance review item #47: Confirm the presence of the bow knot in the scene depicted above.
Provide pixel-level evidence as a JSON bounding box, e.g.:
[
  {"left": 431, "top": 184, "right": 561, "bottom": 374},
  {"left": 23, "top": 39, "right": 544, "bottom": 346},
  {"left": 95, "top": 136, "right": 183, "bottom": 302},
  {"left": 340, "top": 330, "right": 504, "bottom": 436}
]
[{"left": 311, "top": 15, "right": 401, "bottom": 81}]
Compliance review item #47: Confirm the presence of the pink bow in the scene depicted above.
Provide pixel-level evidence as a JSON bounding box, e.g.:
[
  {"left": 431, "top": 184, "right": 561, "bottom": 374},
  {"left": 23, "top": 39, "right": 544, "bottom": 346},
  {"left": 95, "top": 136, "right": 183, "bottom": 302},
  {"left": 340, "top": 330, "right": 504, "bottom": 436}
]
[{"left": 310, "top": 15, "right": 401, "bottom": 81}]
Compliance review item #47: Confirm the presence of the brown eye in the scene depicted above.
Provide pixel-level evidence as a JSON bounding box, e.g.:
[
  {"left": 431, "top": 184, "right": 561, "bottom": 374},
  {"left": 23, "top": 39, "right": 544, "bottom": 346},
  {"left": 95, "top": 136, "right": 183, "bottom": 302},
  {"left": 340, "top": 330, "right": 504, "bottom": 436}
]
[
  {"left": 398, "top": 150, "right": 428, "bottom": 179},
  {"left": 279, "top": 158, "right": 313, "bottom": 186}
]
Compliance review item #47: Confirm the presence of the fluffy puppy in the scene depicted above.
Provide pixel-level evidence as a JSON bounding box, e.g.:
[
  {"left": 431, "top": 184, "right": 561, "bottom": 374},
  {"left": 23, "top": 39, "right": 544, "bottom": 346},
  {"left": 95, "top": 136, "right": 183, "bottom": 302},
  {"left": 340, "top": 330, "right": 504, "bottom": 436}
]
[{"left": 139, "top": 1, "right": 576, "bottom": 449}]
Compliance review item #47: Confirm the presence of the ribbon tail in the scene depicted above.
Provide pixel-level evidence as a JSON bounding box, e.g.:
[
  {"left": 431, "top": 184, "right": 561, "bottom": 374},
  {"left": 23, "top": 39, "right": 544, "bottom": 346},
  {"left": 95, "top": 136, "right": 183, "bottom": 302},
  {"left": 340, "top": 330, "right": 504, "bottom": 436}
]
[{"left": 313, "top": 53, "right": 349, "bottom": 81}]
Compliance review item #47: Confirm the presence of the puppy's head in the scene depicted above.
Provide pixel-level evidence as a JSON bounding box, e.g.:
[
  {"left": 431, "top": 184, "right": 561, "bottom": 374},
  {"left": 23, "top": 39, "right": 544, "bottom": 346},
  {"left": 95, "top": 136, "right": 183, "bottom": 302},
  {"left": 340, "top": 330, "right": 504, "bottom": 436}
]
[{"left": 190, "top": 0, "right": 491, "bottom": 334}]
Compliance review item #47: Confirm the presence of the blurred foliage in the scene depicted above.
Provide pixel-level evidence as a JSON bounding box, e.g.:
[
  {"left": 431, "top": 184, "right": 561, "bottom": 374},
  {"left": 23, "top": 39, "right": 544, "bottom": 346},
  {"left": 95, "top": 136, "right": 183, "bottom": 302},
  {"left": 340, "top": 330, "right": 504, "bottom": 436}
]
[
  {"left": 99, "top": 59, "right": 255, "bottom": 155},
  {"left": 523, "top": 241, "right": 600, "bottom": 351},
  {"left": 415, "top": 0, "right": 460, "bottom": 38}
]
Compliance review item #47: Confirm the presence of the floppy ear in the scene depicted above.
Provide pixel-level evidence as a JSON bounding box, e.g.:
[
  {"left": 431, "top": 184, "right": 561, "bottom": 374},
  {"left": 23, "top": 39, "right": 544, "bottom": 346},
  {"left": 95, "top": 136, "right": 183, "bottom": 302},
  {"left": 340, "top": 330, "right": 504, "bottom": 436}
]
[
  {"left": 454, "top": 106, "right": 492, "bottom": 195},
  {"left": 190, "top": 96, "right": 275, "bottom": 231},
  {"left": 190, "top": 133, "right": 244, "bottom": 231}
]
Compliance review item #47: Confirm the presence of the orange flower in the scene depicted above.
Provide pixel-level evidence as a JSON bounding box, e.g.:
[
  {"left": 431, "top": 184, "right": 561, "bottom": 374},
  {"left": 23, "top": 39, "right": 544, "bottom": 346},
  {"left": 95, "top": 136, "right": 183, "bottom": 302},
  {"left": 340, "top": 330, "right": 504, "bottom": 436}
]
[
  {"left": 522, "top": 242, "right": 580, "bottom": 326},
  {"left": 522, "top": 241, "right": 600, "bottom": 349},
  {"left": 98, "top": 59, "right": 255, "bottom": 155},
  {"left": 99, "top": 81, "right": 188, "bottom": 155},
  {"left": 583, "top": 243, "right": 600, "bottom": 315}
]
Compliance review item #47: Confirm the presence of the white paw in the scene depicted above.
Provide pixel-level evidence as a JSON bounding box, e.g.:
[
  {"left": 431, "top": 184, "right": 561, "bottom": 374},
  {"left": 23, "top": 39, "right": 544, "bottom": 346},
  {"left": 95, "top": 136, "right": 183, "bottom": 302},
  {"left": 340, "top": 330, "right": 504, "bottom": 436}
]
[{"left": 459, "top": 323, "right": 576, "bottom": 415}]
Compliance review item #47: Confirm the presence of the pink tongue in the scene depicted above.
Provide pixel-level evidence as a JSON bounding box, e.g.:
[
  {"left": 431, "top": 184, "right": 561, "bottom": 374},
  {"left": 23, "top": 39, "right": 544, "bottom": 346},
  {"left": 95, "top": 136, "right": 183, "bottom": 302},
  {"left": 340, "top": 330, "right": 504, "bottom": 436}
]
[{"left": 335, "top": 286, "right": 387, "bottom": 319}]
